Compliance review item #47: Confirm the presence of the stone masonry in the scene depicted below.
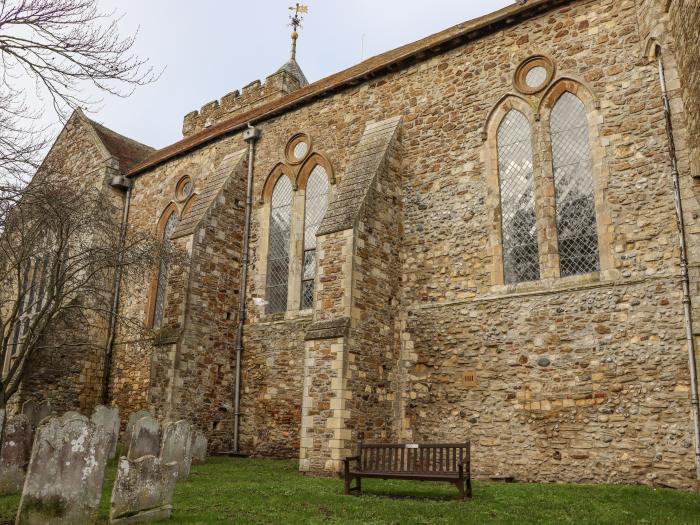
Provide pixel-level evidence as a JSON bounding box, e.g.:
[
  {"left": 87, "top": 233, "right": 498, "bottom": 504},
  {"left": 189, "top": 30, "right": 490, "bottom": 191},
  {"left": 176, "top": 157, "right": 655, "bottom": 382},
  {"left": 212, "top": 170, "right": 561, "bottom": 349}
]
[{"left": 18, "top": 0, "right": 700, "bottom": 489}]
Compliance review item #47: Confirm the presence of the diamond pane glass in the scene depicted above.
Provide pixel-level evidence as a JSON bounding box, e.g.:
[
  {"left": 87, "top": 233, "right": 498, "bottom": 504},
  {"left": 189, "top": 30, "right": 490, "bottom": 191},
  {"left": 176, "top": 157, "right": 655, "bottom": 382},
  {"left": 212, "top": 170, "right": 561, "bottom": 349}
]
[
  {"left": 154, "top": 212, "right": 179, "bottom": 327},
  {"left": 182, "top": 182, "right": 192, "bottom": 198},
  {"left": 300, "top": 165, "right": 329, "bottom": 309},
  {"left": 551, "top": 92, "right": 599, "bottom": 277},
  {"left": 498, "top": 110, "right": 540, "bottom": 284},
  {"left": 525, "top": 66, "right": 547, "bottom": 89},
  {"left": 294, "top": 141, "right": 308, "bottom": 160},
  {"left": 266, "top": 176, "right": 293, "bottom": 313}
]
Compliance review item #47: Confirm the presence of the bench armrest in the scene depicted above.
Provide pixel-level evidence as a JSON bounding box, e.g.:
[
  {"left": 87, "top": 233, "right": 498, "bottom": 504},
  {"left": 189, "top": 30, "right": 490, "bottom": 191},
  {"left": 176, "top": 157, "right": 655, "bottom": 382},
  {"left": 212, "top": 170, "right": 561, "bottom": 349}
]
[{"left": 343, "top": 455, "right": 360, "bottom": 464}]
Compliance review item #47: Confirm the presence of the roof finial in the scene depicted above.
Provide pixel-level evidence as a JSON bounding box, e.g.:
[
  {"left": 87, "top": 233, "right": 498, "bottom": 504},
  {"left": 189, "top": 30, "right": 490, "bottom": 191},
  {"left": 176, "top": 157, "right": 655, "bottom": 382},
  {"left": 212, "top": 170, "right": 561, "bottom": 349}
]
[{"left": 288, "top": 3, "right": 308, "bottom": 61}]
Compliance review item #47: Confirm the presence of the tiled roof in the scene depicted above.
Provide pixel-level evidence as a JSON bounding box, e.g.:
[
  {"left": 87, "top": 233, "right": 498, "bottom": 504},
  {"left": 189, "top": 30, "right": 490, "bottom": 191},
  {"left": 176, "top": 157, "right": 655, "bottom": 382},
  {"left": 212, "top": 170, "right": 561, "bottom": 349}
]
[
  {"left": 87, "top": 119, "right": 154, "bottom": 173},
  {"left": 128, "top": 0, "right": 570, "bottom": 177}
]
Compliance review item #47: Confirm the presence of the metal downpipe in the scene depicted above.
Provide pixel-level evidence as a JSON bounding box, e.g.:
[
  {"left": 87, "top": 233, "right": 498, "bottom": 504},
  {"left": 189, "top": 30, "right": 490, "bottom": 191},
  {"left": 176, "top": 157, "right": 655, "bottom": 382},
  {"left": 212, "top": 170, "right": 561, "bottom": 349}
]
[
  {"left": 233, "top": 124, "right": 260, "bottom": 454},
  {"left": 657, "top": 50, "right": 700, "bottom": 480},
  {"left": 101, "top": 180, "right": 133, "bottom": 404}
]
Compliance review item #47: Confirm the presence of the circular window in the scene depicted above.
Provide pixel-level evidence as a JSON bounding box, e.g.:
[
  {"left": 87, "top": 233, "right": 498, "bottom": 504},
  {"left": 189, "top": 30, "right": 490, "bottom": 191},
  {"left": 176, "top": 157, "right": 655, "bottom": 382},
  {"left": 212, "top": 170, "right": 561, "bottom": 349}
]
[
  {"left": 176, "top": 176, "right": 193, "bottom": 201},
  {"left": 514, "top": 56, "right": 555, "bottom": 94},
  {"left": 285, "top": 133, "right": 312, "bottom": 165}
]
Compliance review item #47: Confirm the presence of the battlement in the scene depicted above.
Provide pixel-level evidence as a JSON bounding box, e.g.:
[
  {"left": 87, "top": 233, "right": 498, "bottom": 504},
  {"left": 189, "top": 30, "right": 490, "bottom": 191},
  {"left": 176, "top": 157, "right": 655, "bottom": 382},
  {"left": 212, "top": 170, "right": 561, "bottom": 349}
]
[{"left": 182, "top": 69, "right": 304, "bottom": 138}]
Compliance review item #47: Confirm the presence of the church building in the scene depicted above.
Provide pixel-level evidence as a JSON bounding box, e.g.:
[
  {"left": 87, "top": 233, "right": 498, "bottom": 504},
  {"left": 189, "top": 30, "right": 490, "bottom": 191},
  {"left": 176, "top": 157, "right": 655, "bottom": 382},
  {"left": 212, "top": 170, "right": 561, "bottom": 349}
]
[{"left": 20, "top": 0, "right": 700, "bottom": 488}]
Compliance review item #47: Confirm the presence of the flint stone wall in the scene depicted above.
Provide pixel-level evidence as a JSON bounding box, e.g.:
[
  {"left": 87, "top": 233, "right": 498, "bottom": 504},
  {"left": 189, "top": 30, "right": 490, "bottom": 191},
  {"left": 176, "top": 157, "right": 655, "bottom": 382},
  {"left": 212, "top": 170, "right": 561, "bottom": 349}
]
[
  {"left": 16, "top": 413, "right": 111, "bottom": 525},
  {"left": 110, "top": 455, "right": 178, "bottom": 525}
]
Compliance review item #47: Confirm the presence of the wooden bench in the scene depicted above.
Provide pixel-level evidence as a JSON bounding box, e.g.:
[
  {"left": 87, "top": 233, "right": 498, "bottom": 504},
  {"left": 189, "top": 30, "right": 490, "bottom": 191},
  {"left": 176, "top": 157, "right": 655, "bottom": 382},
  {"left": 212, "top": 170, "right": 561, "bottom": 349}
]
[{"left": 343, "top": 440, "right": 472, "bottom": 500}]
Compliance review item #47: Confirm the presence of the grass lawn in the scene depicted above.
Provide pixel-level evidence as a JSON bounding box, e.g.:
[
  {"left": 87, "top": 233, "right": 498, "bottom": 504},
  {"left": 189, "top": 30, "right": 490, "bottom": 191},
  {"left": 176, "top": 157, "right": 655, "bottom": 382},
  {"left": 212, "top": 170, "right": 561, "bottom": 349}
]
[{"left": 0, "top": 457, "right": 698, "bottom": 524}]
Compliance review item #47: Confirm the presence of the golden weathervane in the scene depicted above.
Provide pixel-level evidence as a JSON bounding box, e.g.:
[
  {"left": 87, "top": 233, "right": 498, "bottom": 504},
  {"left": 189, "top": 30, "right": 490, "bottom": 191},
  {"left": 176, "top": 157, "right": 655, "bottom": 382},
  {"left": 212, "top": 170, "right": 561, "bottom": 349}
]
[{"left": 288, "top": 3, "right": 309, "bottom": 60}]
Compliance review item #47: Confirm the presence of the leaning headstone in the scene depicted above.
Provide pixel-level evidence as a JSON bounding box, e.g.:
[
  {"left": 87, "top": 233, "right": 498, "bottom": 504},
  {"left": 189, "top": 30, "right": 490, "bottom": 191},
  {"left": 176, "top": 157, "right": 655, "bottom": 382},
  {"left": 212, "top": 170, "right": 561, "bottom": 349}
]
[
  {"left": 16, "top": 412, "right": 111, "bottom": 525},
  {"left": 127, "top": 416, "right": 160, "bottom": 461},
  {"left": 109, "top": 455, "right": 178, "bottom": 524},
  {"left": 191, "top": 430, "right": 207, "bottom": 465},
  {"left": 21, "top": 399, "right": 52, "bottom": 432},
  {"left": 0, "top": 414, "right": 32, "bottom": 494},
  {"left": 160, "top": 420, "right": 193, "bottom": 480},
  {"left": 123, "top": 410, "right": 151, "bottom": 448},
  {"left": 92, "top": 405, "right": 120, "bottom": 460}
]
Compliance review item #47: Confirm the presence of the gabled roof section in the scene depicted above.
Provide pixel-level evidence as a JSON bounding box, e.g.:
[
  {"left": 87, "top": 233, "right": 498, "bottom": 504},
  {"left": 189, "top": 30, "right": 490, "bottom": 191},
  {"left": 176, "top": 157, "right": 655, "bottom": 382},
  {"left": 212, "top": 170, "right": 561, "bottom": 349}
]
[
  {"left": 128, "top": 0, "right": 571, "bottom": 177},
  {"left": 171, "top": 149, "right": 247, "bottom": 240},
  {"left": 84, "top": 117, "right": 154, "bottom": 173}
]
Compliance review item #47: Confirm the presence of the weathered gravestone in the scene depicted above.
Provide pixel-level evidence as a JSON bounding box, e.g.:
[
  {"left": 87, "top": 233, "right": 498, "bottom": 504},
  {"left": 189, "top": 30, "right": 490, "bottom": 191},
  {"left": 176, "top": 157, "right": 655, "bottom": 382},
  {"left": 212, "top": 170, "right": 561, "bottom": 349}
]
[
  {"left": 110, "top": 455, "right": 178, "bottom": 525},
  {"left": 191, "top": 430, "right": 207, "bottom": 465},
  {"left": 16, "top": 412, "right": 111, "bottom": 525},
  {"left": 92, "top": 405, "right": 120, "bottom": 460},
  {"left": 127, "top": 416, "right": 160, "bottom": 461},
  {"left": 123, "top": 410, "right": 151, "bottom": 448},
  {"left": 21, "top": 400, "right": 52, "bottom": 433},
  {"left": 0, "top": 414, "right": 32, "bottom": 494},
  {"left": 160, "top": 420, "right": 193, "bottom": 480}
]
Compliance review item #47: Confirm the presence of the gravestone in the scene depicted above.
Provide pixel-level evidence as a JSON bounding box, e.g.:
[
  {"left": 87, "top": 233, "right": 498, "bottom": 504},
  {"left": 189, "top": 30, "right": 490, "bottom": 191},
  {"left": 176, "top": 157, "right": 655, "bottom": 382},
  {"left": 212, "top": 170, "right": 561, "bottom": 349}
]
[
  {"left": 21, "top": 399, "right": 52, "bottom": 433},
  {"left": 109, "top": 455, "right": 178, "bottom": 525},
  {"left": 16, "top": 412, "right": 111, "bottom": 525},
  {"left": 160, "top": 420, "right": 193, "bottom": 480},
  {"left": 191, "top": 430, "right": 207, "bottom": 464},
  {"left": 0, "top": 414, "right": 32, "bottom": 494},
  {"left": 127, "top": 416, "right": 160, "bottom": 461},
  {"left": 92, "top": 405, "right": 120, "bottom": 460},
  {"left": 123, "top": 410, "right": 151, "bottom": 448}
]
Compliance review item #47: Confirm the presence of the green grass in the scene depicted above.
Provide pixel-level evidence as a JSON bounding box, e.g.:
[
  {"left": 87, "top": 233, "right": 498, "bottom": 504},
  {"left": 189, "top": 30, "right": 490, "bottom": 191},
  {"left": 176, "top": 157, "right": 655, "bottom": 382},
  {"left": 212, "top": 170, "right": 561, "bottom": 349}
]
[{"left": 0, "top": 457, "right": 698, "bottom": 524}]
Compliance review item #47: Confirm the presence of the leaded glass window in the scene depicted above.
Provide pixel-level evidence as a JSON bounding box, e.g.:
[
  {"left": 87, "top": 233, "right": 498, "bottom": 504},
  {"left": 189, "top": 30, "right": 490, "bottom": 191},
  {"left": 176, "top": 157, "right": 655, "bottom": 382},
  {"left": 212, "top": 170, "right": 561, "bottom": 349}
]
[
  {"left": 266, "top": 176, "right": 293, "bottom": 313},
  {"left": 301, "top": 165, "right": 329, "bottom": 309},
  {"left": 551, "top": 92, "right": 599, "bottom": 277},
  {"left": 498, "top": 110, "right": 540, "bottom": 284},
  {"left": 153, "top": 211, "right": 179, "bottom": 328}
]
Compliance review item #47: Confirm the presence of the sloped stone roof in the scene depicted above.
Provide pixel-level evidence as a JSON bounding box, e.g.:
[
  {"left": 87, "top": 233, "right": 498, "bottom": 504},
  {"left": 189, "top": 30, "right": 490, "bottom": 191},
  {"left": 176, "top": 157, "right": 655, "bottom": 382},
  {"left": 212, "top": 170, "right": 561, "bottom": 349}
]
[
  {"left": 127, "top": 0, "right": 571, "bottom": 177},
  {"left": 171, "top": 149, "right": 247, "bottom": 240},
  {"left": 317, "top": 116, "right": 401, "bottom": 236},
  {"left": 276, "top": 58, "right": 309, "bottom": 87}
]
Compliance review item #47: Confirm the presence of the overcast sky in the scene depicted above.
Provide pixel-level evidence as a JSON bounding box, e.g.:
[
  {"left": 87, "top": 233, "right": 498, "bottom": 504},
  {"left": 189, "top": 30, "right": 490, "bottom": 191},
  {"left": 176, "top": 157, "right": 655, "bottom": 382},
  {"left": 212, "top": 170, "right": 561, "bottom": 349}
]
[{"left": 82, "top": 1, "right": 512, "bottom": 148}]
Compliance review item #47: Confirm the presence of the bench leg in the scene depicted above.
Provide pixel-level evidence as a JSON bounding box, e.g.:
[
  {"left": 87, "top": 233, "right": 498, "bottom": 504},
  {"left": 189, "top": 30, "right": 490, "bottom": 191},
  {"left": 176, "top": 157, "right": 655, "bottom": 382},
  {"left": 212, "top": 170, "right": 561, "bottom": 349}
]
[
  {"left": 457, "top": 480, "right": 465, "bottom": 501},
  {"left": 466, "top": 476, "right": 473, "bottom": 499},
  {"left": 344, "top": 473, "right": 351, "bottom": 496}
]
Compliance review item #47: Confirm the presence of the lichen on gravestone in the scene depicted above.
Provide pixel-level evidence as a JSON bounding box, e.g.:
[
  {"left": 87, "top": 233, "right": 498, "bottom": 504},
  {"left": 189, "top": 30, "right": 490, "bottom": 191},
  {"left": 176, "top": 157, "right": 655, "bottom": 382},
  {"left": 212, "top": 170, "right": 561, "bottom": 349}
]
[
  {"left": 159, "top": 420, "right": 193, "bottom": 480},
  {"left": 109, "top": 455, "right": 178, "bottom": 525},
  {"left": 16, "top": 412, "right": 111, "bottom": 525},
  {"left": 0, "top": 414, "right": 32, "bottom": 495},
  {"left": 123, "top": 410, "right": 151, "bottom": 448},
  {"left": 127, "top": 416, "right": 160, "bottom": 461}
]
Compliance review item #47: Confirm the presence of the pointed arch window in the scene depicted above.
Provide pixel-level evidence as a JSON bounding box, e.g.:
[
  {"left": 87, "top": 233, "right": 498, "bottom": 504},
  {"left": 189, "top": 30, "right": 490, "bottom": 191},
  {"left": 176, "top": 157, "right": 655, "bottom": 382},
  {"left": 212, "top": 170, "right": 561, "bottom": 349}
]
[
  {"left": 301, "top": 165, "right": 330, "bottom": 309},
  {"left": 266, "top": 176, "right": 293, "bottom": 313},
  {"left": 550, "top": 92, "right": 599, "bottom": 277},
  {"left": 497, "top": 109, "right": 540, "bottom": 284},
  {"left": 153, "top": 211, "right": 179, "bottom": 328}
]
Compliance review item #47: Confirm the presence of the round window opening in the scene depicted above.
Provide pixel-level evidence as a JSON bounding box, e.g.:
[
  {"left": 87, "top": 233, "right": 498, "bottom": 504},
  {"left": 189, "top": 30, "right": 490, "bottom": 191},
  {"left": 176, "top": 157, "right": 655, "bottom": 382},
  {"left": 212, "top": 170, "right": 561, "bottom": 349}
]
[
  {"left": 514, "top": 56, "right": 554, "bottom": 94},
  {"left": 293, "top": 141, "right": 309, "bottom": 160},
  {"left": 182, "top": 182, "right": 192, "bottom": 198},
  {"left": 176, "top": 176, "right": 193, "bottom": 201}
]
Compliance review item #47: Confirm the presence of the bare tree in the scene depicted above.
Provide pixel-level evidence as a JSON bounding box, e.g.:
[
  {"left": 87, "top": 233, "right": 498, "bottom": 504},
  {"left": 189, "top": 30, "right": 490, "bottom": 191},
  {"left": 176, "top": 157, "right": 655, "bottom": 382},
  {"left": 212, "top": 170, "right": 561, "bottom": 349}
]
[
  {"left": 0, "top": 161, "right": 175, "bottom": 409},
  {"left": 0, "top": 0, "right": 157, "bottom": 183}
]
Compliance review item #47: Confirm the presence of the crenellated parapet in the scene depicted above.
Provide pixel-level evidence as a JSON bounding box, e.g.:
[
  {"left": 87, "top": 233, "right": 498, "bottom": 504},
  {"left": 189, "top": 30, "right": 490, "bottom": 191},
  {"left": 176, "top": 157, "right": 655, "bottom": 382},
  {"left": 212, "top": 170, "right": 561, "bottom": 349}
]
[{"left": 182, "top": 69, "right": 303, "bottom": 138}]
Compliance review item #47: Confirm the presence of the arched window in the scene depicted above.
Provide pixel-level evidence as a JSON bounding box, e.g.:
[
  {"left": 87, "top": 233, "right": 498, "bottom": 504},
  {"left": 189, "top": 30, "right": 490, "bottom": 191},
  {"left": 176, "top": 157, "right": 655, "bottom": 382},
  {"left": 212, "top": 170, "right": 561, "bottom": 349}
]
[
  {"left": 550, "top": 92, "right": 599, "bottom": 277},
  {"left": 301, "top": 165, "right": 330, "bottom": 309},
  {"left": 497, "top": 109, "right": 540, "bottom": 284},
  {"left": 266, "top": 176, "right": 293, "bottom": 313},
  {"left": 153, "top": 211, "right": 179, "bottom": 328}
]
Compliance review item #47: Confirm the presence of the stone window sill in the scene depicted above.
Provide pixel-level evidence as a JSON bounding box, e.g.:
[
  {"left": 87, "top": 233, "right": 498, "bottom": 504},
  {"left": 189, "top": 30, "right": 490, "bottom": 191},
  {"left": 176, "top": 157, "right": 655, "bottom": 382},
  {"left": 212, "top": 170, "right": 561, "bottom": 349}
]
[{"left": 490, "top": 270, "right": 604, "bottom": 296}]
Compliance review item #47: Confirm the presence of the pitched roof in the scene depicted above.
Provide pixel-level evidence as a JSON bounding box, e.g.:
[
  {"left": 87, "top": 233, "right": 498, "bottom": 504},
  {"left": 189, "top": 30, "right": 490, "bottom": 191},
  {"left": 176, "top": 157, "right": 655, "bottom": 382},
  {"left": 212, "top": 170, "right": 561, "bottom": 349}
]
[
  {"left": 276, "top": 58, "right": 309, "bottom": 87},
  {"left": 87, "top": 118, "right": 155, "bottom": 173},
  {"left": 128, "top": 0, "right": 571, "bottom": 177}
]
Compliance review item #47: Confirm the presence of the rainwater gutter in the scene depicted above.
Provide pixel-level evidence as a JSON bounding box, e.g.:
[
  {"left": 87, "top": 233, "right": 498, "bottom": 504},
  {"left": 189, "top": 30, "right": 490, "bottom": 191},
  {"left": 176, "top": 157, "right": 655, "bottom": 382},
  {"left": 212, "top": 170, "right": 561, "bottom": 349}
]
[
  {"left": 233, "top": 123, "right": 260, "bottom": 454},
  {"left": 101, "top": 174, "right": 133, "bottom": 404},
  {"left": 657, "top": 48, "right": 700, "bottom": 480}
]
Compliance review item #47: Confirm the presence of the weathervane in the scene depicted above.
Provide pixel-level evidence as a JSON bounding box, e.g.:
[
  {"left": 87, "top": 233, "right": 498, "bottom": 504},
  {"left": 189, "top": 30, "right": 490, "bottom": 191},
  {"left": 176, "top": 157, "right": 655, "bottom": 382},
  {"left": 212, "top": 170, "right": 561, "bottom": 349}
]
[{"left": 288, "top": 3, "right": 308, "bottom": 60}]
